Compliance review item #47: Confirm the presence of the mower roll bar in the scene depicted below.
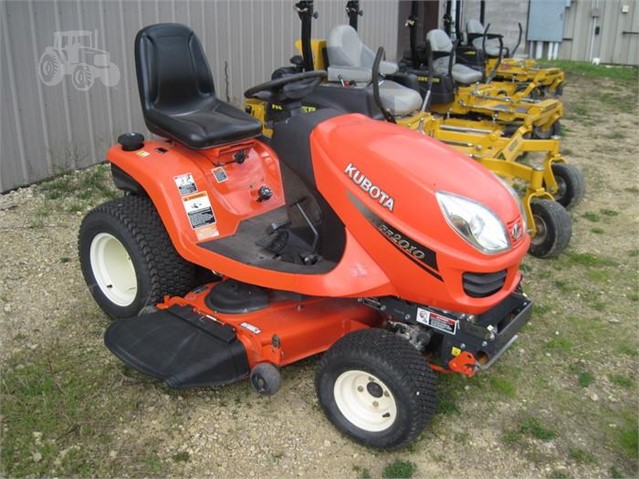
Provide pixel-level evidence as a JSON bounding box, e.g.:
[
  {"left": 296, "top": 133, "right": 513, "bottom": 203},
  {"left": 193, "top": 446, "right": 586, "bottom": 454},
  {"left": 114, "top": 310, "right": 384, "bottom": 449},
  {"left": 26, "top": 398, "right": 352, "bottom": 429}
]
[
  {"left": 512, "top": 23, "right": 523, "bottom": 57},
  {"left": 480, "top": 24, "right": 504, "bottom": 83},
  {"left": 371, "top": 47, "right": 396, "bottom": 124},
  {"left": 295, "top": 0, "right": 317, "bottom": 72},
  {"left": 420, "top": 40, "right": 435, "bottom": 112},
  {"left": 406, "top": 0, "right": 419, "bottom": 68},
  {"left": 346, "top": 0, "right": 363, "bottom": 31},
  {"left": 448, "top": 38, "right": 461, "bottom": 79}
]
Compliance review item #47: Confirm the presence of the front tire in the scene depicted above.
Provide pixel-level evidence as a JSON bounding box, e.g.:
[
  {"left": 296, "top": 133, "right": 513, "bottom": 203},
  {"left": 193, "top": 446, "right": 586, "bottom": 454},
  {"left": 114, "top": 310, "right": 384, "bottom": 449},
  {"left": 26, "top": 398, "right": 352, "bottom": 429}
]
[
  {"left": 316, "top": 329, "right": 437, "bottom": 449},
  {"left": 528, "top": 199, "right": 572, "bottom": 258},
  {"left": 78, "top": 195, "right": 198, "bottom": 319},
  {"left": 546, "top": 163, "right": 585, "bottom": 209}
]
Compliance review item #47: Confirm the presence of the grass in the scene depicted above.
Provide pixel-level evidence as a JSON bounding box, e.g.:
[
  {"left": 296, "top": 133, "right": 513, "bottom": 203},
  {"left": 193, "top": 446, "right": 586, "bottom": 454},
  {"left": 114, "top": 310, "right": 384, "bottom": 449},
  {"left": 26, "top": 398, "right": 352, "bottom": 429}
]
[
  {"left": 382, "top": 460, "right": 416, "bottom": 479},
  {"left": 0, "top": 336, "right": 172, "bottom": 478},
  {"left": 539, "top": 60, "right": 638, "bottom": 82},
  {"left": 36, "top": 163, "right": 118, "bottom": 215}
]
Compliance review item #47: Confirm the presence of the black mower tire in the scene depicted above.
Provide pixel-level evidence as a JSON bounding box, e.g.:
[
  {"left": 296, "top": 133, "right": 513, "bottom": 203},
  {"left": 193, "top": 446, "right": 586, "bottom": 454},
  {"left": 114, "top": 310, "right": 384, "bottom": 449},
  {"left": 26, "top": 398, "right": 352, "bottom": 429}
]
[
  {"left": 78, "top": 194, "right": 198, "bottom": 319},
  {"left": 316, "top": 329, "right": 437, "bottom": 449},
  {"left": 528, "top": 199, "right": 572, "bottom": 259},
  {"left": 533, "top": 120, "right": 561, "bottom": 139},
  {"left": 546, "top": 163, "right": 585, "bottom": 209}
]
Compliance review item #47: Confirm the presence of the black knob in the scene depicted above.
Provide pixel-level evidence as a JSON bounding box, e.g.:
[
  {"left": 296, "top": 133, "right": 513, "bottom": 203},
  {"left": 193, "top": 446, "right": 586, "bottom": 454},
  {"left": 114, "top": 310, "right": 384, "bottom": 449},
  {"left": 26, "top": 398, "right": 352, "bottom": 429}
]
[
  {"left": 117, "top": 132, "right": 145, "bottom": 151},
  {"left": 233, "top": 150, "right": 247, "bottom": 164},
  {"left": 257, "top": 185, "right": 273, "bottom": 202}
]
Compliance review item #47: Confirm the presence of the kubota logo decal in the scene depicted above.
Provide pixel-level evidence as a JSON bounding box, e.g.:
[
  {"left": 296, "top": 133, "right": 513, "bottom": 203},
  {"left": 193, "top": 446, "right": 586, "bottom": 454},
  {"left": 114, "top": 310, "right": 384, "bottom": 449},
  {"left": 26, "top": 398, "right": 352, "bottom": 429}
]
[{"left": 344, "top": 163, "right": 395, "bottom": 212}]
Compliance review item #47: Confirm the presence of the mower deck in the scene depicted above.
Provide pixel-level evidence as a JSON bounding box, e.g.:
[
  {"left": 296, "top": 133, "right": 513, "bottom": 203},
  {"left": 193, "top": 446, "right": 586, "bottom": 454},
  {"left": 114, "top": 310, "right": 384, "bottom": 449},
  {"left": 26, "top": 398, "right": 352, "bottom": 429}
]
[{"left": 105, "top": 282, "right": 381, "bottom": 388}]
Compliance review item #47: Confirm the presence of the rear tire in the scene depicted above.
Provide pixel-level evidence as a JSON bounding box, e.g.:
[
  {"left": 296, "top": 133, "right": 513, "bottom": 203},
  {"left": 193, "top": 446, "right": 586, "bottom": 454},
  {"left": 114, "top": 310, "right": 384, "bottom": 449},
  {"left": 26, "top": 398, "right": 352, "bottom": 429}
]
[
  {"left": 528, "top": 199, "right": 572, "bottom": 258},
  {"left": 78, "top": 195, "right": 198, "bottom": 319},
  {"left": 316, "top": 329, "right": 437, "bottom": 449},
  {"left": 546, "top": 163, "right": 585, "bottom": 209}
]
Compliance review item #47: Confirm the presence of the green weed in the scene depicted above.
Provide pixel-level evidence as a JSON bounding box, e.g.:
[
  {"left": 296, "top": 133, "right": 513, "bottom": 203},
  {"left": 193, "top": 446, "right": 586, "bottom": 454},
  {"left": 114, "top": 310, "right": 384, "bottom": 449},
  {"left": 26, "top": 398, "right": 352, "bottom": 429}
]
[
  {"left": 382, "top": 459, "right": 416, "bottom": 479},
  {"left": 582, "top": 212, "right": 600, "bottom": 222},
  {"left": 172, "top": 451, "right": 190, "bottom": 463},
  {"left": 600, "top": 209, "right": 619, "bottom": 217},
  {"left": 608, "top": 374, "right": 634, "bottom": 389},
  {"left": 519, "top": 417, "right": 558, "bottom": 441},
  {"left": 590, "top": 227, "right": 604, "bottom": 235},
  {"left": 578, "top": 371, "right": 595, "bottom": 388},
  {"left": 569, "top": 447, "right": 596, "bottom": 464}
]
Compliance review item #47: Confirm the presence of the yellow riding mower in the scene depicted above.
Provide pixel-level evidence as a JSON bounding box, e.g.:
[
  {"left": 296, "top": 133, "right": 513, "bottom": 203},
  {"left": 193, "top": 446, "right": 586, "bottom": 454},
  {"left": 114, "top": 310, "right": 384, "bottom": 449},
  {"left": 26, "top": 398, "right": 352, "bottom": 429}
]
[
  {"left": 291, "top": 1, "right": 562, "bottom": 139},
  {"left": 459, "top": 19, "right": 565, "bottom": 97}
]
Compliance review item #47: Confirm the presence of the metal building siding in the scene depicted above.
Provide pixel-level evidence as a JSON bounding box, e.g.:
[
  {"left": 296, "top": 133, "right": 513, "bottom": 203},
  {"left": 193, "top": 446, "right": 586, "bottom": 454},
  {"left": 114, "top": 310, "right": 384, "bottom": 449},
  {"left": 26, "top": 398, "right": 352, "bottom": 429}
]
[
  {"left": 560, "top": 0, "right": 639, "bottom": 65},
  {"left": 460, "top": 0, "right": 530, "bottom": 56},
  {"left": 0, "top": 0, "right": 399, "bottom": 192}
]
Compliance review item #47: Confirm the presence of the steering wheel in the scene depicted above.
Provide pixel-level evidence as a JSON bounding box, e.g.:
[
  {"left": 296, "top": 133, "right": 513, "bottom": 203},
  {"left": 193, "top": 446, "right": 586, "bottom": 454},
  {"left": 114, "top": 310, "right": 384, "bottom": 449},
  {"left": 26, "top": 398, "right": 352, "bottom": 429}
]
[{"left": 244, "top": 70, "right": 327, "bottom": 103}]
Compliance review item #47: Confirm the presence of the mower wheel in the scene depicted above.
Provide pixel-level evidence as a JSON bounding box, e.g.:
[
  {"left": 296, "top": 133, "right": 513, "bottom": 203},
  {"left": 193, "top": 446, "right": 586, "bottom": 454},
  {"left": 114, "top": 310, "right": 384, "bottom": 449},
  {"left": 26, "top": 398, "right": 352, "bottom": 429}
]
[
  {"left": 532, "top": 120, "right": 561, "bottom": 139},
  {"left": 528, "top": 200, "right": 572, "bottom": 258},
  {"left": 316, "top": 329, "right": 436, "bottom": 449},
  {"left": 546, "top": 163, "right": 585, "bottom": 209},
  {"left": 250, "top": 363, "right": 282, "bottom": 396},
  {"left": 78, "top": 195, "right": 198, "bottom": 319}
]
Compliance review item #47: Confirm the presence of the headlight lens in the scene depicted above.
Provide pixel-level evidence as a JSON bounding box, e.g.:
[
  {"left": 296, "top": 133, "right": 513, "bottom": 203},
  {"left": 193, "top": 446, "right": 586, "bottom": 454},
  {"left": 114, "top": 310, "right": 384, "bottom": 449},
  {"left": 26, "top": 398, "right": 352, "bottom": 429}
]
[{"left": 436, "top": 191, "right": 510, "bottom": 254}]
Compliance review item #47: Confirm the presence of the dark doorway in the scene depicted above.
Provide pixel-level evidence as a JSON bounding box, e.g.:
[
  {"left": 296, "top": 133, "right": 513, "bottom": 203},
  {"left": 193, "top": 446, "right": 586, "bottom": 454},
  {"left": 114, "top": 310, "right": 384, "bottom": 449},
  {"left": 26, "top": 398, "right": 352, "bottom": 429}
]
[{"left": 396, "top": 1, "right": 441, "bottom": 59}]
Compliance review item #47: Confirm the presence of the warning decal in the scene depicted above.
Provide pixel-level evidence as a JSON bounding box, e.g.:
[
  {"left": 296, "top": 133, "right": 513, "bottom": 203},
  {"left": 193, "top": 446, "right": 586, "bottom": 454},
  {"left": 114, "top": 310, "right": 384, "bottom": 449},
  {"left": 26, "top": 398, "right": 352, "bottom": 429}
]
[
  {"left": 212, "top": 167, "right": 229, "bottom": 183},
  {"left": 182, "top": 191, "right": 216, "bottom": 230},
  {"left": 174, "top": 173, "right": 198, "bottom": 196},
  {"left": 416, "top": 307, "right": 458, "bottom": 335}
]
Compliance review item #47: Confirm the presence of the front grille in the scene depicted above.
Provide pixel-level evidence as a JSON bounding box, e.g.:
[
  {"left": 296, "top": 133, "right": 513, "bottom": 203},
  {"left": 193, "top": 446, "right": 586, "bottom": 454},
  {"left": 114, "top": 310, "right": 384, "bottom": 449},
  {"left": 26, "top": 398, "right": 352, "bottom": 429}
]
[{"left": 463, "top": 270, "right": 507, "bottom": 298}]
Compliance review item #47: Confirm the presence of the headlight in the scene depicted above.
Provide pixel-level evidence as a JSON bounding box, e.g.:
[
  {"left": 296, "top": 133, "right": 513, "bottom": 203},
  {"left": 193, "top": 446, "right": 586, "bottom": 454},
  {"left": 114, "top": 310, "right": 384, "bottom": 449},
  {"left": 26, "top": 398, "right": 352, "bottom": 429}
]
[{"left": 436, "top": 191, "right": 510, "bottom": 254}]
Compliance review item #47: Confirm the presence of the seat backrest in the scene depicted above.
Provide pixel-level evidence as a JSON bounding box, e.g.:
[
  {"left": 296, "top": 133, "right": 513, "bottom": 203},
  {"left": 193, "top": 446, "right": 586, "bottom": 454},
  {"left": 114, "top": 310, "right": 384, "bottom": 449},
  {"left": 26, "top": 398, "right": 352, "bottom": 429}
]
[
  {"left": 426, "top": 29, "right": 455, "bottom": 76},
  {"left": 135, "top": 23, "right": 215, "bottom": 112},
  {"left": 426, "top": 29, "right": 453, "bottom": 54},
  {"left": 326, "top": 25, "right": 375, "bottom": 69},
  {"left": 466, "top": 19, "right": 485, "bottom": 36}
]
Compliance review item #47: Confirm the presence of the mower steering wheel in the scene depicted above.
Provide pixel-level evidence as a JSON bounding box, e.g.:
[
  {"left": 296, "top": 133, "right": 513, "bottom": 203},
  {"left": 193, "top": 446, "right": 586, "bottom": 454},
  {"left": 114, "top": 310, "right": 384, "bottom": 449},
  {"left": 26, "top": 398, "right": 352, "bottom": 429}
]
[{"left": 244, "top": 70, "right": 327, "bottom": 102}]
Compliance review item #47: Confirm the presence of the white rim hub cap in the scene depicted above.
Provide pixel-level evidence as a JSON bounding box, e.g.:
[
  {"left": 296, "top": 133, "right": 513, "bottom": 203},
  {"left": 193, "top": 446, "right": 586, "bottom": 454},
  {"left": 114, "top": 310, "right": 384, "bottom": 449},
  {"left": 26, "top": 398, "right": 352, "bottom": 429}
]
[
  {"left": 334, "top": 370, "right": 397, "bottom": 432},
  {"left": 90, "top": 233, "right": 137, "bottom": 306}
]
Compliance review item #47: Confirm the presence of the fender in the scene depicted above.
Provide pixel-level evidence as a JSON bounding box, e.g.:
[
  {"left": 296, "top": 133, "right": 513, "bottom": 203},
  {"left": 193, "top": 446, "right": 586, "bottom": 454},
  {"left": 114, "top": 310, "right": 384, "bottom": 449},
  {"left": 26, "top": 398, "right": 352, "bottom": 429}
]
[{"left": 106, "top": 138, "right": 394, "bottom": 299}]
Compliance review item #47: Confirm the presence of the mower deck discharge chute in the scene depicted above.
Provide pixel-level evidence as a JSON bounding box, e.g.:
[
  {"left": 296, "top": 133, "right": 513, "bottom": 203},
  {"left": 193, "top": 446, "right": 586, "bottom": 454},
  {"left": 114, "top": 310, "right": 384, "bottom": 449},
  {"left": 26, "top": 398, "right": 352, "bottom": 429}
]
[{"left": 80, "top": 23, "right": 534, "bottom": 449}]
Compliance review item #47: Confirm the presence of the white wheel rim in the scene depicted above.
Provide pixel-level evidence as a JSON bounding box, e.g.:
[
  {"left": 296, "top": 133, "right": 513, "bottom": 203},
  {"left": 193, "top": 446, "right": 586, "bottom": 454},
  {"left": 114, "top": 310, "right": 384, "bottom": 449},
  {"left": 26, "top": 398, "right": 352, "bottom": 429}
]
[
  {"left": 89, "top": 233, "right": 137, "bottom": 307},
  {"left": 334, "top": 370, "right": 397, "bottom": 432}
]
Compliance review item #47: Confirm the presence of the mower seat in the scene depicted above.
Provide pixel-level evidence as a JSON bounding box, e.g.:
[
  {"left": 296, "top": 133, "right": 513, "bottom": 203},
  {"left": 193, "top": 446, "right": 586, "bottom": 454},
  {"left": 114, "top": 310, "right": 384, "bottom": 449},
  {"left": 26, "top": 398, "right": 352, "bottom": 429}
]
[
  {"left": 326, "top": 25, "right": 422, "bottom": 116},
  {"left": 427, "top": 29, "right": 483, "bottom": 85},
  {"left": 135, "top": 23, "right": 261, "bottom": 149},
  {"left": 466, "top": 20, "right": 509, "bottom": 58}
]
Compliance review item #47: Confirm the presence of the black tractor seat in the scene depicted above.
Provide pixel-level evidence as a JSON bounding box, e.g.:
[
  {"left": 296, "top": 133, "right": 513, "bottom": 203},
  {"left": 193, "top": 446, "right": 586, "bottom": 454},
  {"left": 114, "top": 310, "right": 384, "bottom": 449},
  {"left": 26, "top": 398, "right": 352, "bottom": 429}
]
[{"left": 135, "top": 23, "right": 261, "bottom": 149}]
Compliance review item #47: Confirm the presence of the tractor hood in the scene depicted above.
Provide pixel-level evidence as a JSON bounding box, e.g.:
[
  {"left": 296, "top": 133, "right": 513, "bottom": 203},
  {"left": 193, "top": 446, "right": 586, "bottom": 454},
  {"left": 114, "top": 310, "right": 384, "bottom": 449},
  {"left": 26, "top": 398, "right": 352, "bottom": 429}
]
[{"left": 310, "top": 113, "right": 528, "bottom": 311}]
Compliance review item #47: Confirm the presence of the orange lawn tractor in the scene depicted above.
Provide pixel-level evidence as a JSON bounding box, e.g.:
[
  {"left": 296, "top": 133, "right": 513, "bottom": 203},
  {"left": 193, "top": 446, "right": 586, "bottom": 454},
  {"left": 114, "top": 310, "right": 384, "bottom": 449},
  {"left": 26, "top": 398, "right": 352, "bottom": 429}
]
[{"left": 79, "top": 23, "right": 533, "bottom": 449}]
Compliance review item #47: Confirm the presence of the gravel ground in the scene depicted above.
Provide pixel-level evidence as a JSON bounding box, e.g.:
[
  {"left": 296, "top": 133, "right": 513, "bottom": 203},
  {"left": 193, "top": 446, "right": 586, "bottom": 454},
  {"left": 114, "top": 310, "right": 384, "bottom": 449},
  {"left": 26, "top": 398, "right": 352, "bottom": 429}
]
[{"left": 1, "top": 70, "right": 637, "bottom": 478}]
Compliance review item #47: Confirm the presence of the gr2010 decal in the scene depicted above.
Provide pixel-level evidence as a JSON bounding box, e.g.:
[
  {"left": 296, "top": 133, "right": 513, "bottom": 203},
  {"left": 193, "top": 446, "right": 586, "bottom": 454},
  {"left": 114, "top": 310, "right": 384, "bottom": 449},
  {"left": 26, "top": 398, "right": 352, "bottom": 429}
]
[{"left": 347, "top": 193, "right": 441, "bottom": 281}]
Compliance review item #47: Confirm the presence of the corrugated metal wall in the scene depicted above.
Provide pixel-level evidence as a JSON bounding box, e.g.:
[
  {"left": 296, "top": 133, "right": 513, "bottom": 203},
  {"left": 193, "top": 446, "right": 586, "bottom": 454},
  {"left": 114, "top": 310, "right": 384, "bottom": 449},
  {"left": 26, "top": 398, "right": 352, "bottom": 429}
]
[
  {"left": 560, "top": 0, "right": 639, "bottom": 65},
  {"left": 0, "top": 0, "right": 399, "bottom": 192},
  {"left": 460, "top": 0, "right": 530, "bottom": 55}
]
